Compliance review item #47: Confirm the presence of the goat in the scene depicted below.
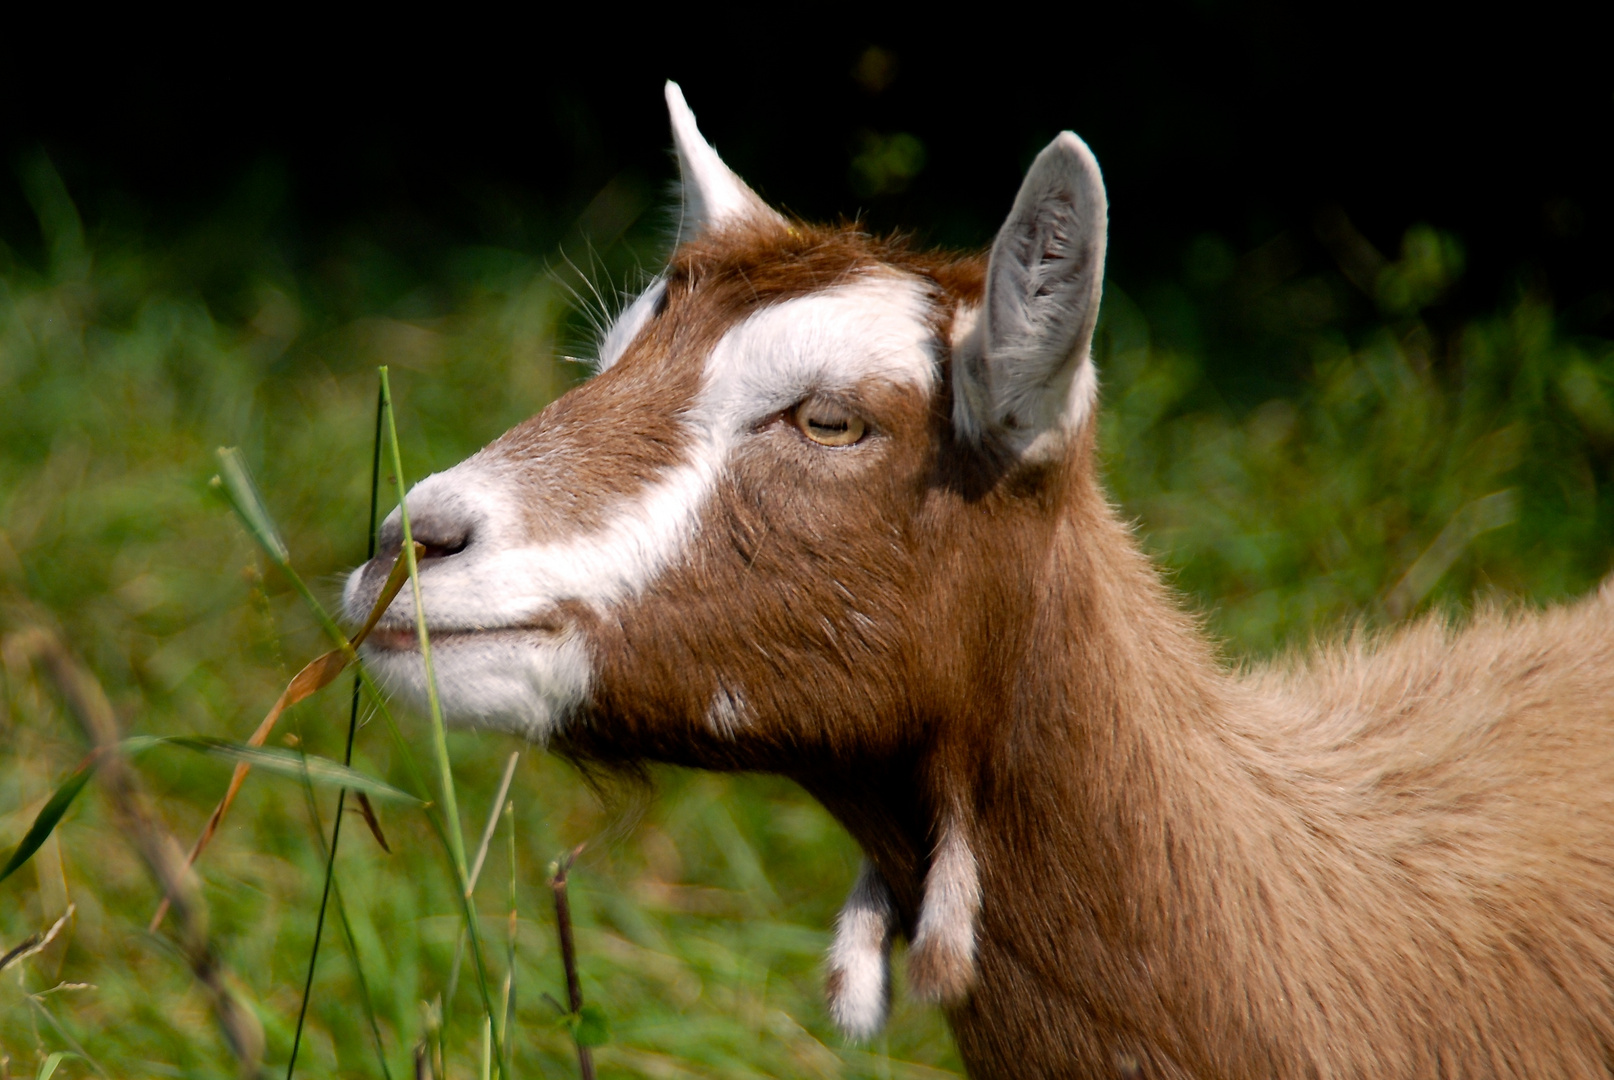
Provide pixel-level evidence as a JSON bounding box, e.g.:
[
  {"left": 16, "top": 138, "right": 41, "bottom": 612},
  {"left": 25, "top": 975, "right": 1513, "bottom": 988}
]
[{"left": 345, "top": 83, "right": 1614, "bottom": 1077}]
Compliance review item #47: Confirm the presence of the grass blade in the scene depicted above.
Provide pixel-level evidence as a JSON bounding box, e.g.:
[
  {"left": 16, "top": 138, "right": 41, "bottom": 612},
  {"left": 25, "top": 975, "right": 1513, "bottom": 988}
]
[
  {"left": 550, "top": 848, "right": 597, "bottom": 1079},
  {"left": 35, "top": 1050, "right": 82, "bottom": 1080},
  {"left": 287, "top": 732, "right": 397, "bottom": 1080},
  {"left": 501, "top": 799, "right": 517, "bottom": 1076},
  {"left": 352, "top": 792, "right": 392, "bottom": 853},
  {"left": 207, "top": 444, "right": 437, "bottom": 813},
  {"left": 378, "top": 368, "right": 467, "bottom": 877},
  {"left": 213, "top": 446, "right": 368, "bottom": 659},
  {"left": 379, "top": 367, "right": 508, "bottom": 1077},
  {"left": 153, "top": 531, "right": 418, "bottom": 932},
  {"left": 467, "top": 752, "right": 520, "bottom": 896},
  {"left": 292, "top": 378, "right": 390, "bottom": 1080},
  {"left": 211, "top": 382, "right": 509, "bottom": 1075},
  {"left": 1, "top": 764, "right": 94, "bottom": 886},
  {"left": 164, "top": 737, "right": 424, "bottom": 806},
  {"left": 0, "top": 906, "right": 76, "bottom": 976},
  {"left": 213, "top": 447, "right": 289, "bottom": 565}
]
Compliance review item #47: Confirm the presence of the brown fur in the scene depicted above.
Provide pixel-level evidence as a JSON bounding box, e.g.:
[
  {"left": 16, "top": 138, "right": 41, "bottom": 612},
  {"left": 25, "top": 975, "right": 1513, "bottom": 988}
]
[{"left": 383, "top": 220, "right": 1614, "bottom": 1077}]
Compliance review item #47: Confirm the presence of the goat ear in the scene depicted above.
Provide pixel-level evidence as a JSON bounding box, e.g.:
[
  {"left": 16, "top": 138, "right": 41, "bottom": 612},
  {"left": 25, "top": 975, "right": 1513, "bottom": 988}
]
[
  {"left": 954, "top": 132, "right": 1108, "bottom": 459},
  {"left": 665, "top": 81, "right": 783, "bottom": 239}
]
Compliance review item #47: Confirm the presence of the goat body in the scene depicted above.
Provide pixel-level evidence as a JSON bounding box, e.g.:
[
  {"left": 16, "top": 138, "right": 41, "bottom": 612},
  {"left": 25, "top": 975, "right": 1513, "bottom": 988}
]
[{"left": 344, "top": 84, "right": 1614, "bottom": 1077}]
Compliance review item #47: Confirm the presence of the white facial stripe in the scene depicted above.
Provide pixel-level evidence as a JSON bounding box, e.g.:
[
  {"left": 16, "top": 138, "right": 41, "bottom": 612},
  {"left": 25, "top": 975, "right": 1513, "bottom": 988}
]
[
  {"left": 369, "top": 445, "right": 726, "bottom": 631},
  {"left": 702, "top": 273, "right": 938, "bottom": 419},
  {"left": 383, "top": 274, "right": 938, "bottom": 634},
  {"left": 595, "top": 278, "right": 666, "bottom": 372}
]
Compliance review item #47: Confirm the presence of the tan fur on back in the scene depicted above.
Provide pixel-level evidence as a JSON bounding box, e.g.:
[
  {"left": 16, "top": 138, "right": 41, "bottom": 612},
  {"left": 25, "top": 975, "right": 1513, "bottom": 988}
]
[{"left": 926, "top": 478, "right": 1614, "bottom": 1077}]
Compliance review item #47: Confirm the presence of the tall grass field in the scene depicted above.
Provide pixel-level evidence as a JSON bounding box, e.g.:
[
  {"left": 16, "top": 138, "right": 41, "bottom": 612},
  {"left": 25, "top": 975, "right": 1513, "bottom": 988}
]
[{"left": 2, "top": 155, "right": 1612, "bottom": 1078}]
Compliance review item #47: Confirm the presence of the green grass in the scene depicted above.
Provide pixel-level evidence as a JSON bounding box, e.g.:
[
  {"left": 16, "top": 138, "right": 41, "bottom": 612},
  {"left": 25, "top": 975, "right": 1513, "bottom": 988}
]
[{"left": 2, "top": 157, "right": 1613, "bottom": 1078}]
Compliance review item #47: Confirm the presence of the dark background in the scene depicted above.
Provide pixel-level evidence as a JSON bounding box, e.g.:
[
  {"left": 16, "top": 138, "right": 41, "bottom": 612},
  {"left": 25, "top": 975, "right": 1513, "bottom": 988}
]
[{"left": 3, "top": 4, "right": 1610, "bottom": 375}]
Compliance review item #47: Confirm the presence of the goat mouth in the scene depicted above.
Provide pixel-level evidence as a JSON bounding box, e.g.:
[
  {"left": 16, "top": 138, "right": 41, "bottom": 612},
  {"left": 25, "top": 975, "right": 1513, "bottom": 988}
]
[
  {"left": 366, "top": 628, "right": 422, "bottom": 652},
  {"left": 364, "top": 622, "right": 569, "bottom": 653},
  {"left": 366, "top": 627, "right": 488, "bottom": 652}
]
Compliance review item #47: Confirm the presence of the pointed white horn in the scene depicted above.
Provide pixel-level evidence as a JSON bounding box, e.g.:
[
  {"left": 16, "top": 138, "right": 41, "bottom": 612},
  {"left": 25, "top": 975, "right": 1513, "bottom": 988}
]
[{"left": 665, "top": 81, "right": 783, "bottom": 239}]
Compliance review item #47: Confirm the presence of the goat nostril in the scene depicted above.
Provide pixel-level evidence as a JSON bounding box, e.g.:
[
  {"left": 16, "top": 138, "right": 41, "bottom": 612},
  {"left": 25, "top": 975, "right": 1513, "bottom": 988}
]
[{"left": 419, "top": 537, "right": 469, "bottom": 561}]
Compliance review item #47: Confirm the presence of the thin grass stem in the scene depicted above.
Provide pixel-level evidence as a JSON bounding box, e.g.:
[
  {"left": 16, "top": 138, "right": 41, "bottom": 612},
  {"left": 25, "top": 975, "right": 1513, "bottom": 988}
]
[
  {"left": 378, "top": 367, "right": 507, "bottom": 1077},
  {"left": 214, "top": 447, "right": 435, "bottom": 808},
  {"left": 216, "top": 435, "right": 500, "bottom": 1071},
  {"left": 468, "top": 752, "right": 520, "bottom": 896},
  {"left": 219, "top": 385, "right": 508, "bottom": 1075},
  {"left": 445, "top": 750, "right": 519, "bottom": 1015},
  {"left": 289, "top": 381, "right": 389, "bottom": 1080},
  {"left": 289, "top": 734, "right": 395, "bottom": 1080},
  {"left": 503, "top": 799, "right": 517, "bottom": 1078},
  {"left": 549, "top": 848, "right": 594, "bottom": 1080},
  {"left": 378, "top": 367, "right": 467, "bottom": 878},
  {"left": 22, "top": 995, "right": 108, "bottom": 1079}
]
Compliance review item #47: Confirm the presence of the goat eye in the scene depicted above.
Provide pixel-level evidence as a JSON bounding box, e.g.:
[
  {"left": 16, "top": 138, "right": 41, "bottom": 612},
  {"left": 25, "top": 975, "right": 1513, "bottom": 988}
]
[{"left": 792, "top": 398, "right": 868, "bottom": 447}]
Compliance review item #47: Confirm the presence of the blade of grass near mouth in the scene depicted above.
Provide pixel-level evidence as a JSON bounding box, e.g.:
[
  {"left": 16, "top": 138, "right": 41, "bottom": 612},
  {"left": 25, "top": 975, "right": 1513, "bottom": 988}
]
[
  {"left": 206, "top": 445, "right": 444, "bottom": 827},
  {"left": 209, "top": 396, "right": 509, "bottom": 1076},
  {"left": 165, "top": 737, "right": 424, "bottom": 805},
  {"left": 378, "top": 370, "right": 467, "bottom": 878},
  {"left": 151, "top": 529, "right": 417, "bottom": 932},
  {"left": 210, "top": 440, "right": 435, "bottom": 1078},
  {"left": 379, "top": 367, "right": 508, "bottom": 1077}
]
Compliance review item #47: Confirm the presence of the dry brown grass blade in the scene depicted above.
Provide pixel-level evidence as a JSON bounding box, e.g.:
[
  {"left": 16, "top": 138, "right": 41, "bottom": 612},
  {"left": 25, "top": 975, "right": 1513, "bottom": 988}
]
[
  {"left": 9, "top": 626, "right": 265, "bottom": 1076},
  {"left": 151, "top": 543, "right": 419, "bottom": 932},
  {"left": 550, "top": 843, "right": 596, "bottom": 1080},
  {"left": 0, "top": 905, "right": 74, "bottom": 976},
  {"left": 352, "top": 791, "right": 392, "bottom": 853},
  {"left": 352, "top": 543, "right": 420, "bottom": 646}
]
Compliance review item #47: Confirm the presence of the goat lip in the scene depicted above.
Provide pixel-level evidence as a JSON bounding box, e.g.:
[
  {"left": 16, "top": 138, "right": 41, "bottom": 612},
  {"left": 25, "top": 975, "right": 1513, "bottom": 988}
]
[
  {"left": 364, "top": 622, "right": 565, "bottom": 653},
  {"left": 365, "top": 627, "right": 479, "bottom": 651},
  {"left": 365, "top": 628, "right": 419, "bottom": 652}
]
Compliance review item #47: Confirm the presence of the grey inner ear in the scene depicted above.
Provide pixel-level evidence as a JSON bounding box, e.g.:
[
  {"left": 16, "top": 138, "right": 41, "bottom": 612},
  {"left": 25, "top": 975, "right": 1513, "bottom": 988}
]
[
  {"left": 988, "top": 197, "right": 1101, "bottom": 365},
  {"left": 975, "top": 132, "right": 1109, "bottom": 441}
]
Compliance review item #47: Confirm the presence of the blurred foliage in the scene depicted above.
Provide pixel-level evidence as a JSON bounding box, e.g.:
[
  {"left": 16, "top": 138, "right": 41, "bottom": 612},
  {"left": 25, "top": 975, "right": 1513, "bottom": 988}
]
[
  {"left": 1100, "top": 216, "right": 1614, "bottom": 652},
  {"left": 0, "top": 146, "right": 1611, "bottom": 1080}
]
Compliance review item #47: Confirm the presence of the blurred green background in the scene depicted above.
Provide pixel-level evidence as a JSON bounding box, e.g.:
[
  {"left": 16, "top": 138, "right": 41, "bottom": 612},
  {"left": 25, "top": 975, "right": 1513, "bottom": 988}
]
[{"left": 2, "top": 12, "right": 1612, "bottom": 1079}]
